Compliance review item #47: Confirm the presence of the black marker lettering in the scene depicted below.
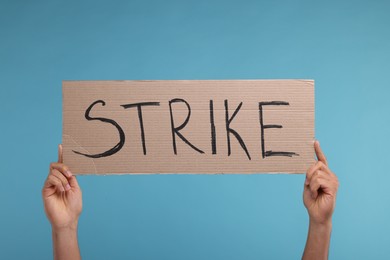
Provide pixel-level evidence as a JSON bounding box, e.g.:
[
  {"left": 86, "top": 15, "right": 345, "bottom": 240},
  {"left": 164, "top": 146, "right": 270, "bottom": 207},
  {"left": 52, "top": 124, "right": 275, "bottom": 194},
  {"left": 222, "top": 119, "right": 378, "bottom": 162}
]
[
  {"left": 73, "top": 100, "right": 125, "bottom": 158},
  {"left": 258, "top": 101, "right": 299, "bottom": 158},
  {"left": 169, "top": 98, "right": 204, "bottom": 154},
  {"left": 121, "top": 102, "right": 160, "bottom": 155},
  {"left": 210, "top": 100, "right": 217, "bottom": 154},
  {"left": 224, "top": 100, "right": 251, "bottom": 160}
]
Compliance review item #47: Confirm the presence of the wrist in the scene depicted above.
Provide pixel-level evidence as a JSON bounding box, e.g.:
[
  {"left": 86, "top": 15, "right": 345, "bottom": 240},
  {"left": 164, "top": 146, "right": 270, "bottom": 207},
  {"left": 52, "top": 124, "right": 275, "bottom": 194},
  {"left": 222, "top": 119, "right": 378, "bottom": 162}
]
[
  {"left": 52, "top": 224, "right": 78, "bottom": 246},
  {"left": 52, "top": 220, "right": 79, "bottom": 234},
  {"left": 51, "top": 221, "right": 81, "bottom": 260},
  {"left": 304, "top": 218, "right": 332, "bottom": 260},
  {"left": 309, "top": 218, "right": 332, "bottom": 232}
]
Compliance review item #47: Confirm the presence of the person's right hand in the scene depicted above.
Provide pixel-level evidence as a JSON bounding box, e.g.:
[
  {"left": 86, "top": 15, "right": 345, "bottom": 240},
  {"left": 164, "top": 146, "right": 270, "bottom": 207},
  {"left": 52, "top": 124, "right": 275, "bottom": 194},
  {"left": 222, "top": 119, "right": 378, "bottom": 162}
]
[{"left": 42, "top": 145, "right": 82, "bottom": 231}]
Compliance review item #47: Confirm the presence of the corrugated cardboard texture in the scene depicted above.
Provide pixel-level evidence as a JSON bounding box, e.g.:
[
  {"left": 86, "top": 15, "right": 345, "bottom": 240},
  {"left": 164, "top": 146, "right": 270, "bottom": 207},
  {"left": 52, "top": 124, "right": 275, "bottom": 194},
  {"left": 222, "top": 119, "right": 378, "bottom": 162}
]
[{"left": 63, "top": 80, "right": 314, "bottom": 174}]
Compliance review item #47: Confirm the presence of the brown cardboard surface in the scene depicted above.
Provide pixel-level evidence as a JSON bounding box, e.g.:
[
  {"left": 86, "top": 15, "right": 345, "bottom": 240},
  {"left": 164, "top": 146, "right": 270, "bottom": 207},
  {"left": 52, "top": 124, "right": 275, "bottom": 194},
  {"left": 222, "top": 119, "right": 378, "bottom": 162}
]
[{"left": 62, "top": 80, "right": 314, "bottom": 174}]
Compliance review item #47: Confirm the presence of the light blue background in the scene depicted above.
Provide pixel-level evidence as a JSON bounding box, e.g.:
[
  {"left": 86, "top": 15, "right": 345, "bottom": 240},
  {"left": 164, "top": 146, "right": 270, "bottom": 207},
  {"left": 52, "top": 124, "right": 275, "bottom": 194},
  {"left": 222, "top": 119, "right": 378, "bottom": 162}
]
[{"left": 1, "top": 0, "right": 389, "bottom": 259}]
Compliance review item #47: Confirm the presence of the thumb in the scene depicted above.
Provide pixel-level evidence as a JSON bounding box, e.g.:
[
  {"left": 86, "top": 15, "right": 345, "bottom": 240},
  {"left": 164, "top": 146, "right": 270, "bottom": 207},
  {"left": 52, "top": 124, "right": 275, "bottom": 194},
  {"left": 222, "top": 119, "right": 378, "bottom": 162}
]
[
  {"left": 58, "top": 144, "right": 63, "bottom": 163},
  {"left": 314, "top": 140, "right": 328, "bottom": 166}
]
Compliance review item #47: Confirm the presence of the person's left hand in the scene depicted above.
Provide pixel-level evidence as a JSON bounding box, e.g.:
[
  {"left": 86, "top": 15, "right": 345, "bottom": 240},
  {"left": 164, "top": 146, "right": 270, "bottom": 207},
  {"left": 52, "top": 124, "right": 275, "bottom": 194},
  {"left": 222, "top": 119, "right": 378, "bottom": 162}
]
[{"left": 303, "top": 141, "right": 339, "bottom": 225}]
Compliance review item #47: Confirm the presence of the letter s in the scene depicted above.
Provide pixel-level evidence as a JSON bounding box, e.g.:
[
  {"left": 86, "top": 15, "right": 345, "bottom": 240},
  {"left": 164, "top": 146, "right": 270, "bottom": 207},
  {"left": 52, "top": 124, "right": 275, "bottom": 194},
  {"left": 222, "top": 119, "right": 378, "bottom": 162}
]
[{"left": 73, "top": 100, "right": 125, "bottom": 158}]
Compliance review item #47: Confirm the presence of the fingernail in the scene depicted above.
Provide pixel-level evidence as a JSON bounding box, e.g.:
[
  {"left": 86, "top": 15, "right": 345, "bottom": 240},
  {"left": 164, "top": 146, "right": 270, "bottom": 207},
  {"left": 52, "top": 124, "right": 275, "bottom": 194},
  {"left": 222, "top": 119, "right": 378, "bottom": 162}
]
[
  {"left": 66, "top": 170, "right": 72, "bottom": 177},
  {"left": 305, "top": 178, "right": 309, "bottom": 185},
  {"left": 65, "top": 184, "right": 71, "bottom": 191},
  {"left": 60, "top": 186, "right": 65, "bottom": 192}
]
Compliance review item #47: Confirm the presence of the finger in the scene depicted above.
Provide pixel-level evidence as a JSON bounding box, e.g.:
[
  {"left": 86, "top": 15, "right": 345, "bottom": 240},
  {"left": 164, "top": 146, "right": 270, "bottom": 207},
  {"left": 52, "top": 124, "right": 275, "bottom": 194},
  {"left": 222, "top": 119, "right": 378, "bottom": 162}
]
[
  {"left": 50, "top": 162, "right": 72, "bottom": 178},
  {"left": 310, "top": 179, "right": 338, "bottom": 199},
  {"left": 326, "top": 174, "right": 339, "bottom": 193},
  {"left": 44, "top": 174, "right": 65, "bottom": 192},
  {"left": 51, "top": 169, "right": 71, "bottom": 191},
  {"left": 309, "top": 172, "right": 337, "bottom": 199},
  {"left": 306, "top": 169, "right": 330, "bottom": 188},
  {"left": 68, "top": 176, "right": 81, "bottom": 190},
  {"left": 315, "top": 140, "right": 328, "bottom": 166},
  {"left": 322, "top": 165, "right": 337, "bottom": 180},
  {"left": 309, "top": 174, "right": 327, "bottom": 199},
  {"left": 305, "top": 162, "right": 318, "bottom": 185},
  {"left": 315, "top": 161, "right": 337, "bottom": 182},
  {"left": 305, "top": 161, "right": 327, "bottom": 185},
  {"left": 58, "top": 144, "right": 63, "bottom": 163}
]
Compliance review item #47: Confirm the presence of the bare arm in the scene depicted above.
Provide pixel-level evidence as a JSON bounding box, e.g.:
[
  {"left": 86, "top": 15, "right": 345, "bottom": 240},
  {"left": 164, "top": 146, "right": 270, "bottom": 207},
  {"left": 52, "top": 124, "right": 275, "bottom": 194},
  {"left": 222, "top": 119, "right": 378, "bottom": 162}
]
[
  {"left": 302, "top": 141, "right": 339, "bottom": 260},
  {"left": 42, "top": 145, "right": 83, "bottom": 260}
]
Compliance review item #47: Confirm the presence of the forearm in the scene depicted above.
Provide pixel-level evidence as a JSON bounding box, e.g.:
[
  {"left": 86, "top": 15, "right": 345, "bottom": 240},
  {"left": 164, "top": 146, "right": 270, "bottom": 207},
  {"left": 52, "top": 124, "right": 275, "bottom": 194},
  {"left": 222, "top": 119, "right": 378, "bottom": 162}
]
[
  {"left": 302, "top": 220, "right": 332, "bottom": 260},
  {"left": 52, "top": 225, "right": 81, "bottom": 260}
]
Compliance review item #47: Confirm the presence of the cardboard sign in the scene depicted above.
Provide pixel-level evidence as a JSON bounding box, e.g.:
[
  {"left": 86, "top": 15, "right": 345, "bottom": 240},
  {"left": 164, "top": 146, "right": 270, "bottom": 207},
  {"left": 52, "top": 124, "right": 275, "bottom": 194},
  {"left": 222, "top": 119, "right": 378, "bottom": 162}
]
[{"left": 63, "top": 80, "right": 314, "bottom": 174}]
